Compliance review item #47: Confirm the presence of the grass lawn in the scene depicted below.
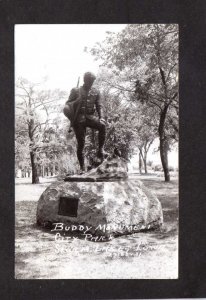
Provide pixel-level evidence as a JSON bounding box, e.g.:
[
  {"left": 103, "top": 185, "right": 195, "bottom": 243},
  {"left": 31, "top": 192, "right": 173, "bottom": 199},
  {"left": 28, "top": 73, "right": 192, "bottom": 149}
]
[{"left": 15, "top": 175, "right": 178, "bottom": 279}]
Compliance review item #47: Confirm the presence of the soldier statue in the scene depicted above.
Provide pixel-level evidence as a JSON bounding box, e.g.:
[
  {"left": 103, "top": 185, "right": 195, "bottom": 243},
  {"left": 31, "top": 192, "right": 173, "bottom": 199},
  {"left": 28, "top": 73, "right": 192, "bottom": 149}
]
[{"left": 63, "top": 72, "right": 106, "bottom": 173}]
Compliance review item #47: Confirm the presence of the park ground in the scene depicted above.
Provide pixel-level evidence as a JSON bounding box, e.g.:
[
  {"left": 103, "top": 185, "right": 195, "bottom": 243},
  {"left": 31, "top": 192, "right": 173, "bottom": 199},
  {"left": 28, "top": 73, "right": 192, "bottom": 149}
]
[{"left": 15, "top": 173, "right": 178, "bottom": 279}]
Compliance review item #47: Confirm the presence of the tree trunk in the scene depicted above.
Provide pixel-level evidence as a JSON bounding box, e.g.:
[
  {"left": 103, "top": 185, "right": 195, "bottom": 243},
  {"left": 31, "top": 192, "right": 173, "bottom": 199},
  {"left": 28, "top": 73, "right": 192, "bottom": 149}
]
[
  {"left": 139, "top": 152, "right": 142, "bottom": 174},
  {"left": 143, "top": 157, "right": 147, "bottom": 174},
  {"left": 158, "top": 106, "right": 170, "bottom": 182},
  {"left": 30, "top": 151, "right": 39, "bottom": 184},
  {"left": 40, "top": 166, "right": 42, "bottom": 177},
  {"left": 139, "top": 148, "right": 148, "bottom": 174},
  {"left": 28, "top": 117, "right": 39, "bottom": 183},
  {"left": 53, "top": 164, "right": 56, "bottom": 176},
  {"left": 159, "top": 137, "right": 170, "bottom": 182},
  {"left": 42, "top": 165, "right": 45, "bottom": 177}
]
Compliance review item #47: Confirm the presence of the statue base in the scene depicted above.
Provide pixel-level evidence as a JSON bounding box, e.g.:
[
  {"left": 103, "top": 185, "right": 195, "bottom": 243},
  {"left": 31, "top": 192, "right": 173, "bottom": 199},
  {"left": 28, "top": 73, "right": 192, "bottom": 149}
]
[{"left": 36, "top": 156, "right": 163, "bottom": 239}]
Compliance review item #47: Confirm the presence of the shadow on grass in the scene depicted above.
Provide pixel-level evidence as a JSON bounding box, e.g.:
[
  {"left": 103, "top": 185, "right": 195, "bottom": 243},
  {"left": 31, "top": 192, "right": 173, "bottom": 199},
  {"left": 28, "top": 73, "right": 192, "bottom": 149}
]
[{"left": 15, "top": 181, "right": 56, "bottom": 185}]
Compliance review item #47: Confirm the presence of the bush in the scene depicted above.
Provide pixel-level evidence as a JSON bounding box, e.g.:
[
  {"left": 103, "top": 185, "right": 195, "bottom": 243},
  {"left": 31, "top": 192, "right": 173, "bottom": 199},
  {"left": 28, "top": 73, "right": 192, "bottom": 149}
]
[
  {"left": 147, "top": 160, "right": 153, "bottom": 167},
  {"left": 153, "top": 164, "right": 163, "bottom": 172},
  {"left": 168, "top": 166, "right": 175, "bottom": 172}
]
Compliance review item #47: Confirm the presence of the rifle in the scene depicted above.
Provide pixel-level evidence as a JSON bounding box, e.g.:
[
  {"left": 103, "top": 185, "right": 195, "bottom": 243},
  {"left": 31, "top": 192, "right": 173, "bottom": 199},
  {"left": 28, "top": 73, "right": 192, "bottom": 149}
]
[
  {"left": 72, "top": 76, "right": 83, "bottom": 124},
  {"left": 77, "top": 76, "right": 80, "bottom": 88}
]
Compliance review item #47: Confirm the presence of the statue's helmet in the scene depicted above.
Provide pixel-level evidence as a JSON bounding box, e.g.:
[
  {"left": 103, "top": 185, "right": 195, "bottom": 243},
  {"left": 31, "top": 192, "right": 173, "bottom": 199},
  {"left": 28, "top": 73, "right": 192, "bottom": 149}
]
[{"left": 83, "top": 71, "right": 96, "bottom": 83}]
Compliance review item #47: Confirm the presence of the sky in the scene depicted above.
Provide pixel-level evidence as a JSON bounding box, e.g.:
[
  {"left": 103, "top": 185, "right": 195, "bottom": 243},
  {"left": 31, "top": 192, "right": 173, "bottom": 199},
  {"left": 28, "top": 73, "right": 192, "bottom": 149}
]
[
  {"left": 15, "top": 24, "right": 126, "bottom": 90},
  {"left": 15, "top": 24, "right": 178, "bottom": 168}
]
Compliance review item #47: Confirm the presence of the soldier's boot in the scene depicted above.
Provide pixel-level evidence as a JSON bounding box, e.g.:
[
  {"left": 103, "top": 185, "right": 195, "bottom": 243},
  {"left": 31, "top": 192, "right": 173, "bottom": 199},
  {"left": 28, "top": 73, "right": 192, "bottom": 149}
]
[
  {"left": 79, "top": 164, "right": 85, "bottom": 175},
  {"left": 77, "top": 151, "right": 86, "bottom": 174},
  {"left": 79, "top": 159, "right": 86, "bottom": 174}
]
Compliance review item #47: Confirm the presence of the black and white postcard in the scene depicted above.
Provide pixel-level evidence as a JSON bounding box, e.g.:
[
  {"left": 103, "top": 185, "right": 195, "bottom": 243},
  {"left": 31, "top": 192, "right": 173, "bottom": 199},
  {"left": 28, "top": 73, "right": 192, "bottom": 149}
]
[
  {"left": 15, "top": 24, "right": 179, "bottom": 279},
  {"left": 1, "top": 0, "right": 206, "bottom": 299}
]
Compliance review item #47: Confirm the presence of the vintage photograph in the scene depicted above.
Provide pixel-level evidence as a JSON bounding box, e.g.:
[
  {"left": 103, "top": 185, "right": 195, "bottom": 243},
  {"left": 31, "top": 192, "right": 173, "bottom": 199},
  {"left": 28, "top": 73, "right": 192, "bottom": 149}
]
[{"left": 15, "top": 24, "right": 179, "bottom": 279}]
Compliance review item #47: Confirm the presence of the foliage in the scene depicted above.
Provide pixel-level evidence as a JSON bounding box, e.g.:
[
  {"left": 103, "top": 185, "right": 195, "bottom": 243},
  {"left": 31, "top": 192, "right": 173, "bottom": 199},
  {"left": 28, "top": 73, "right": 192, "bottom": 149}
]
[
  {"left": 15, "top": 78, "right": 78, "bottom": 181},
  {"left": 89, "top": 24, "right": 179, "bottom": 181}
]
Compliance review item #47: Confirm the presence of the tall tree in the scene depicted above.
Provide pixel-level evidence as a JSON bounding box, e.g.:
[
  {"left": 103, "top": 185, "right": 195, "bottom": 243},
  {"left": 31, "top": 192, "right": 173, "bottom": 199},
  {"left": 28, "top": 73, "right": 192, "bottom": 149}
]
[
  {"left": 15, "top": 78, "right": 67, "bottom": 183},
  {"left": 15, "top": 115, "right": 31, "bottom": 177},
  {"left": 90, "top": 24, "right": 178, "bottom": 181},
  {"left": 132, "top": 103, "right": 158, "bottom": 174}
]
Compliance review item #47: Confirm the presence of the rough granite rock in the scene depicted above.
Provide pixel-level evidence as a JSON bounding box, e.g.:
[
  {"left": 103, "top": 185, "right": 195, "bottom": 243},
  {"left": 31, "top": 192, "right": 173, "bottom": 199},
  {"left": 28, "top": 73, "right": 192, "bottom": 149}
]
[{"left": 37, "top": 156, "right": 163, "bottom": 239}]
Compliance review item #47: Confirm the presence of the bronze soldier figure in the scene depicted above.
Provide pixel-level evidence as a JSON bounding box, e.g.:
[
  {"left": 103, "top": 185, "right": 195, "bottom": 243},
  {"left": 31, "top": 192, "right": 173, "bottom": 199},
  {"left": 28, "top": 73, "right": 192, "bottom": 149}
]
[{"left": 63, "top": 72, "right": 106, "bottom": 173}]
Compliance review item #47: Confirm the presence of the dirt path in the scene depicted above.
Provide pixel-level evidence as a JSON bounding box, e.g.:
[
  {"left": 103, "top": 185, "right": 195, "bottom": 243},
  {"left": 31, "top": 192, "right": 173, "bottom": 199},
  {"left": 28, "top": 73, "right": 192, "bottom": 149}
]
[{"left": 15, "top": 176, "right": 178, "bottom": 279}]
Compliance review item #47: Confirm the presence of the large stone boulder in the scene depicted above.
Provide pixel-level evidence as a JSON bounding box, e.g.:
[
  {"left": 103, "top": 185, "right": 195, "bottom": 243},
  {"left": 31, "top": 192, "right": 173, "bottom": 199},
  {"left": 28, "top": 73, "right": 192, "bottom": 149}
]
[{"left": 36, "top": 156, "right": 163, "bottom": 239}]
